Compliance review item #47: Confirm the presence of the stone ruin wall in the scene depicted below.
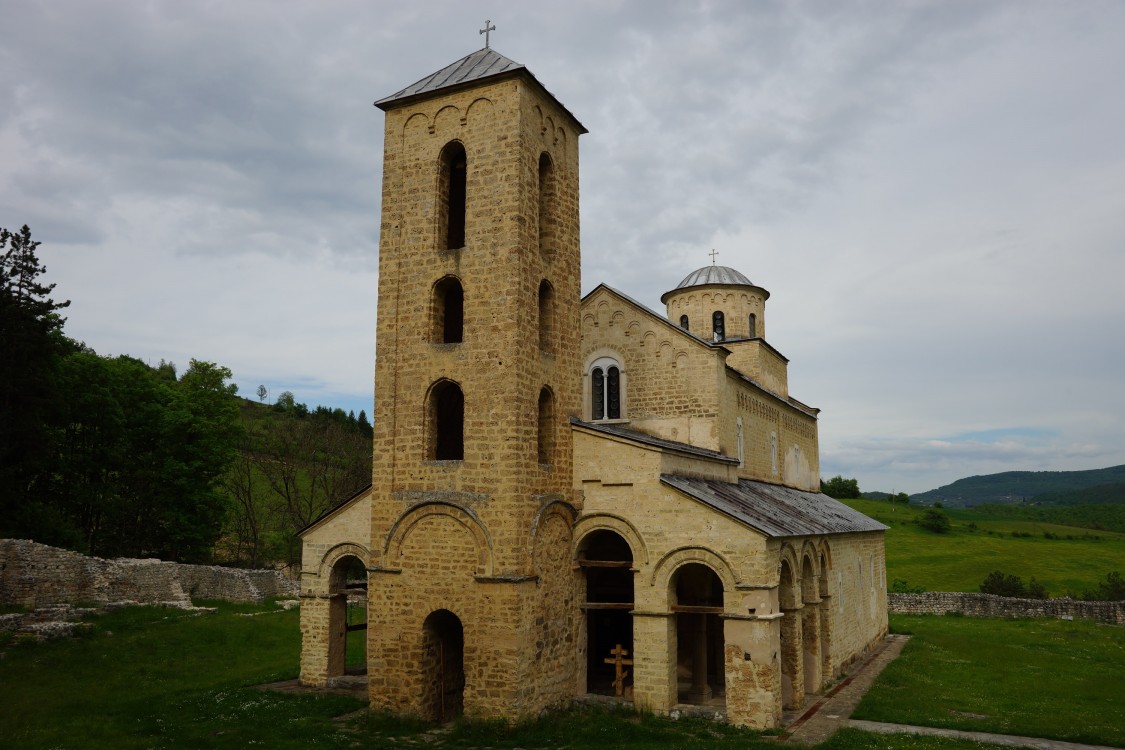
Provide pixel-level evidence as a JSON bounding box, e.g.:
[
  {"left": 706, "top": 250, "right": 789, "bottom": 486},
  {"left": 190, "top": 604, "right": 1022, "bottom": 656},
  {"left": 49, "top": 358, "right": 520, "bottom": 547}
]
[
  {"left": 889, "top": 591, "right": 1124, "bottom": 625},
  {"left": 0, "top": 539, "right": 298, "bottom": 609}
]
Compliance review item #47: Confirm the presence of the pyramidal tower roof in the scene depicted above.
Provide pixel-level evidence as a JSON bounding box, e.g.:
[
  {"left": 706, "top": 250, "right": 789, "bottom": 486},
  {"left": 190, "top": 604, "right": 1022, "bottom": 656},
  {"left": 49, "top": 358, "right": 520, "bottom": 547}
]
[{"left": 374, "top": 47, "right": 586, "bottom": 132}]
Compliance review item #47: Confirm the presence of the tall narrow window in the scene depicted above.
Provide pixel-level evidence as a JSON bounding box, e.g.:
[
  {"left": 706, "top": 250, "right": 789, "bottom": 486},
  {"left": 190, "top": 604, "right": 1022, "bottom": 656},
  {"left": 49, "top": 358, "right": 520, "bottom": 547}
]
[
  {"left": 712, "top": 310, "right": 725, "bottom": 341},
  {"left": 537, "top": 387, "right": 554, "bottom": 464},
  {"left": 439, "top": 142, "right": 467, "bottom": 250},
  {"left": 432, "top": 276, "right": 464, "bottom": 343},
  {"left": 538, "top": 152, "right": 555, "bottom": 259},
  {"left": 538, "top": 280, "right": 554, "bottom": 352},
  {"left": 590, "top": 357, "right": 622, "bottom": 420},
  {"left": 428, "top": 380, "right": 464, "bottom": 460},
  {"left": 748, "top": 313, "right": 757, "bottom": 338},
  {"left": 679, "top": 314, "right": 689, "bottom": 331}
]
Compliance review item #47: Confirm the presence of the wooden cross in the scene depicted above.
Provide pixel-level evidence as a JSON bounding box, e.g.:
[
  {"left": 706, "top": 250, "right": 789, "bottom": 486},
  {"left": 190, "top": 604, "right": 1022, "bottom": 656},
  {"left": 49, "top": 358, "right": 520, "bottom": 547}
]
[
  {"left": 480, "top": 20, "right": 496, "bottom": 48},
  {"left": 602, "top": 643, "right": 633, "bottom": 697},
  {"left": 709, "top": 248, "right": 719, "bottom": 265}
]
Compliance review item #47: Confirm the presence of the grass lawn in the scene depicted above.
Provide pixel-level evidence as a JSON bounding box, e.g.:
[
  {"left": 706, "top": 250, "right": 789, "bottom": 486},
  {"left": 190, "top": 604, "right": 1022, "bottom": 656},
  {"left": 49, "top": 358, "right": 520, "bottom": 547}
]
[
  {"left": 843, "top": 498, "right": 1125, "bottom": 594},
  {"left": 853, "top": 615, "right": 1125, "bottom": 747}
]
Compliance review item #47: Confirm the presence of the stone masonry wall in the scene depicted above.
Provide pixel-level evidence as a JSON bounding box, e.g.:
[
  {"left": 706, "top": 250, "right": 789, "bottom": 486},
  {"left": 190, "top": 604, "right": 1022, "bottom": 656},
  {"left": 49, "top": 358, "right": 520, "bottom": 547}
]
[
  {"left": 0, "top": 539, "right": 298, "bottom": 608},
  {"left": 889, "top": 592, "right": 1124, "bottom": 625}
]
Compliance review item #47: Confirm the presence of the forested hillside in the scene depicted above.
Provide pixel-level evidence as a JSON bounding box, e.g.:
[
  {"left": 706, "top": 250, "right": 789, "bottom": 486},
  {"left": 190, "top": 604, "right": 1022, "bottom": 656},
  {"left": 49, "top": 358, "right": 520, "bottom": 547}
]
[
  {"left": 911, "top": 465, "right": 1125, "bottom": 507},
  {"left": 1, "top": 224, "right": 370, "bottom": 567}
]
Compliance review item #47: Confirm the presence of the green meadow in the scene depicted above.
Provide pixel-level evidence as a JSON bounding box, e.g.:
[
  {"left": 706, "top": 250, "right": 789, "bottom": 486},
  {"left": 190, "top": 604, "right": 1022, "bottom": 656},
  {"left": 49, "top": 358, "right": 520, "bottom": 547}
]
[{"left": 843, "top": 498, "right": 1125, "bottom": 595}]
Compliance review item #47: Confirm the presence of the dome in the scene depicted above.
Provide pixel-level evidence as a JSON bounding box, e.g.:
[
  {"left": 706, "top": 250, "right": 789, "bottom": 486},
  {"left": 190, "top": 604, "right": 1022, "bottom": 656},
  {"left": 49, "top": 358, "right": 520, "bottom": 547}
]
[{"left": 672, "top": 265, "right": 754, "bottom": 290}]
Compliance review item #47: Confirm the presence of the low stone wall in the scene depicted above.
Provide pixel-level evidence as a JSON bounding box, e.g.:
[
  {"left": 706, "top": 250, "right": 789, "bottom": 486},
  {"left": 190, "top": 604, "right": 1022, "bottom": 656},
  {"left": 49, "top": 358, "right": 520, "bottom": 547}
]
[
  {"left": 0, "top": 539, "right": 298, "bottom": 608},
  {"left": 888, "top": 592, "right": 1124, "bottom": 625}
]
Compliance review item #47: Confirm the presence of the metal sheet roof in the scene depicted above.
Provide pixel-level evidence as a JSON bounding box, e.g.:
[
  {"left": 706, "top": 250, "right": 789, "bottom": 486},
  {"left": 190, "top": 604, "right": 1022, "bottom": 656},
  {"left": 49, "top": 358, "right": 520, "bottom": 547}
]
[
  {"left": 674, "top": 265, "right": 754, "bottom": 290},
  {"left": 661, "top": 475, "right": 887, "bottom": 538},
  {"left": 572, "top": 418, "right": 738, "bottom": 463},
  {"left": 376, "top": 47, "right": 525, "bottom": 108}
]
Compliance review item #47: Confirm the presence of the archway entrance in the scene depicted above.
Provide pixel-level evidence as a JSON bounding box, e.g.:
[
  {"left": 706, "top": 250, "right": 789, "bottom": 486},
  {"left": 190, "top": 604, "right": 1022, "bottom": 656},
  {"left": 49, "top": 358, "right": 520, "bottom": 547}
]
[
  {"left": 578, "top": 530, "right": 634, "bottom": 697},
  {"left": 672, "top": 563, "right": 725, "bottom": 705},
  {"left": 328, "top": 554, "right": 367, "bottom": 680},
  {"left": 778, "top": 558, "right": 802, "bottom": 709},
  {"left": 421, "top": 610, "right": 464, "bottom": 722}
]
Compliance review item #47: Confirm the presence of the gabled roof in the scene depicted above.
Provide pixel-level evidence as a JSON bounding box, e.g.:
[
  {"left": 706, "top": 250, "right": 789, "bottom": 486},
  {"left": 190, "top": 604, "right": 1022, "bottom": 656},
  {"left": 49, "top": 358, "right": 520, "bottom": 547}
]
[
  {"left": 375, "top": 47, "right": 587, "bottom": 133},
  {"left": 661, "top": 475, "right": 887, "bottom": 538},
  {"left": 571, "top": 417, "right": 738, "bottom": 464}
]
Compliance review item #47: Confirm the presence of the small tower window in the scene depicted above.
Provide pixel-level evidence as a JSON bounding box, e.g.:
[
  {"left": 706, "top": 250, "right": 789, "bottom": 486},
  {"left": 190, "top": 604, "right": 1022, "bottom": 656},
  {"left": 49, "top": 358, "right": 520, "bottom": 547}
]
[
  {"left": 537, "top": 387, "right": 554, "bottom": 465},
  {"left": 712, "top": 311, "right": 725, "bottom": 341},
  {"left": 439, "top": 142, "right": 467, "bottom": 250},
  {"left": 538, "top": 152, "right": 556, "bottom": 259},
  {"left": 432, "top": 276, "right": 464, "bottom": 344},
  {"left": 590, "top": 357, "right": 622, "bottom": 420},
  {"left": 428, "top": 379, "right": 464, "bottom": 461},
  {"left": 748, "top": 313, "right": 757, "bottom": 338},
  {"left": 538, "top": 280, "right": 555, "bottom": 352},
  {"left": 679, "top": 314, "right": 689, "bottom": 331}
]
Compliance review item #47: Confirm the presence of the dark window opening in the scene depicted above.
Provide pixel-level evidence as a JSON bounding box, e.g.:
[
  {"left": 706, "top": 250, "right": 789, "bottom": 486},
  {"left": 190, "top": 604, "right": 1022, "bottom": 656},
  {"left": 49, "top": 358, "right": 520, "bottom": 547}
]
[
  {"left": 579, "top": 530, "right": 634, "bottom": 697},
  {"left": 433, "top": 277, "right": 464, "bottom": 344},
  {"left": 591, "top": 364, "right": 621, "bottom": 421},
  {"left": 421, "top": 609, "right": 464, "bottom": 722},
  {"left": 537, "top": 387, "right": 554, "bottom": 465},
  {"left": 748, "top": 313, "right": 757, "bottom": 338},
  {"left": 679, "top": 314, "right": 689, "bottom": 331},
  {"left": 592, "top": 367, "right": 605, "bottom": 420},
  {"left": 606, "top": 367, "right": 620, "bottom": 419},
  {"left": 712, "top": 310, "right": 725, "bottom": 341},
  {"left": 538, "top": 280, "right": 554, "bottom": 352},
  {"left": 440, "top": 142, "right": 467, "bottom": 250},
  {"left": 430, "top": 380, "right": 464, "bottom": 460}
]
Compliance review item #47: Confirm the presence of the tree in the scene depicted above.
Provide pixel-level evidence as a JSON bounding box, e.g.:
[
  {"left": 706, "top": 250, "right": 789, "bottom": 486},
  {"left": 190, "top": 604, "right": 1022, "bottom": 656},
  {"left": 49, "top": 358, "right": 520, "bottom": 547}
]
[
  {"left": 919, "top": 507, "right": 951, "bottom": 533},
  {"left": 0, "top": 225, "right": 72, "bottom": 537},
  {"left": 890, "top": 492, "right": 910, "bottom": 505},
  {"left": 821, "top": 475, "right": 861, "bottom": 499},
  {"left": 257, "top": 384, "right": 268, "bottom": 403},
  {"left": 1082, "top": 571, "right": 1125, "bottom": 601}
]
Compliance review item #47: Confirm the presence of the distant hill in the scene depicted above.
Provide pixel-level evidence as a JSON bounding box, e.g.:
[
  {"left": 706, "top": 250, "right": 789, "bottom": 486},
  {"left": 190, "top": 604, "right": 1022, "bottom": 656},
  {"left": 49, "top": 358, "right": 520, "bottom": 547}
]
[{"left": 911, "top": 465, "right": 1125, "bottom": 508}]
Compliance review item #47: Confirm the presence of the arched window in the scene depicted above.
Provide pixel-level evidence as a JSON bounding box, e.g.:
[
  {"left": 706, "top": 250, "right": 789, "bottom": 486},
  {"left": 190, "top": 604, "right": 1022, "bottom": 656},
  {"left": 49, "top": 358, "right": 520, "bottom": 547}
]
[
  {"left": 538, "top": 152, "right": 556, "bottom": 259},
  {"left": 538, "top": 280, "right": 554, "bottom": 352},
  {"left": 537, "top": 387, "right": 554, "bottom": 465},
  {"left": 432, "top": 276, "right": 464, "bottom": 344},
  {"left": 427, "top": 380, "right": 464, "bottom": 460},
  {"left": 679, "top": 314, "right": 689, "bottom": 331},
  {"left": 712, "top": 311, "right": 725, "bottom": 341},
  {"left": 439, "top": 142, "right": 467, "bottom": 250},
  {"left": 590, "top": 357, "right": 621, "bottom": 420},
  {"left": 748, "top": 313, "right": 757, "bottom": 338}
]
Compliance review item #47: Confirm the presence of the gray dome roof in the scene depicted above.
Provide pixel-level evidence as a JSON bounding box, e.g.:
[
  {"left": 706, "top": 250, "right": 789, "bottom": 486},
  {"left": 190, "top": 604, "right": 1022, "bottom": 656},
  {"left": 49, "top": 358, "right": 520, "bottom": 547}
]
[{"left": 673, "top": 265, "right": 754, "bottom": 290}]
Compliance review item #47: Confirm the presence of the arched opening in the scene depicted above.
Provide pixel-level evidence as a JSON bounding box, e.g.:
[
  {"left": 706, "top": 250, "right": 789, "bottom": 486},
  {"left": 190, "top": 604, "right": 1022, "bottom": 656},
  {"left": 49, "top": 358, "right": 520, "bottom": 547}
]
[
  {"left": 421, "top": 609, "right": 464, "bottom": 722},
  {"left": 578, "top": 530, "right": 634, "bottom": 697},
  {"left": 779, "top": 558, "right": 802, "bottom": 709},
  {"left": 801, "top": 554, "right": 822, "bottom": 694},
  {"left": 590, "top": 357, "right": 621, "bottom": 421},
  {"left": 427, "top": 380, "right": 464, "bottom": 461},
  {"left": 679, "top": 314, "right": 689, "bottom": 331},
  {"left": 712, "top": 310, "right": 725, "bottom": 341},
  {"left": 439, "top": 141, "right": 467, "bottom": 250},
  {"left": 672, "top": 563, "right": 725, "bottom": 705},
  {"left": 748, "top": 313, "right": 757, "bottom": 338},
  {"left": 327, "top": 554, "right": 367, "bottom": 681},
  {"left": 537, "top": 386, "right": 554, "bottom": 465},
  {"left": 819, "top": 550, "right": 833, "bottom": 681},
  {"left": 538, "top": 152, "right": 556, "bottom": 259},
  {"left": 538, "top": 279, "right": 555, "bottom": 352},
  {"left": 432, "top": 276, "right": 464, "bottom": 344}
]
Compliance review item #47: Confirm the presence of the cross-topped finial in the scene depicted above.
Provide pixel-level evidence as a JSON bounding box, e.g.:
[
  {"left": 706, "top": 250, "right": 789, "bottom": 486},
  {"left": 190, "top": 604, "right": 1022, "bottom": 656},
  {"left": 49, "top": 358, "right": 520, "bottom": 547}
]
[
  {"left": 480, "top": 19, "right": 496, "bottom": 48},
  {"left": 709, "top": 248, "right": 719, "bottom": 265}
]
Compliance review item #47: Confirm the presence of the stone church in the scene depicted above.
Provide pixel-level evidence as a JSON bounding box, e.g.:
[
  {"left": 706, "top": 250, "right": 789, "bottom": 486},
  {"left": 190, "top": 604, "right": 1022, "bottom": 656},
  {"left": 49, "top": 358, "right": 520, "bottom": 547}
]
[{"left": 297, "top": 44, "right": 888, "bottom": 729}]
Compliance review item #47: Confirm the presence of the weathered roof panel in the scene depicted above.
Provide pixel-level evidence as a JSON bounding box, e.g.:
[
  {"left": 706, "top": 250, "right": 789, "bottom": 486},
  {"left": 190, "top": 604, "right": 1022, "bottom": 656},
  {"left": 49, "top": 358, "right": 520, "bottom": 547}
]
[
  {"left": 660, "top": 475, "right": 887, "bottom": 537},
  {"left": 571, "top": 417, "right": 738, "bottom": 463},
  {"left": 376, "top": 47, "right": 524, "bottom": 108}
]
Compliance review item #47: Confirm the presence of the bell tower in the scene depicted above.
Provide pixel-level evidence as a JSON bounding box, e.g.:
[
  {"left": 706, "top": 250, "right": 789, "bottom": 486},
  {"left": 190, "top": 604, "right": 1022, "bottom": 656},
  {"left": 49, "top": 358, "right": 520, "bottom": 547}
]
[{"left": 368, "top": 47, "right": 586, "bottom": 719}]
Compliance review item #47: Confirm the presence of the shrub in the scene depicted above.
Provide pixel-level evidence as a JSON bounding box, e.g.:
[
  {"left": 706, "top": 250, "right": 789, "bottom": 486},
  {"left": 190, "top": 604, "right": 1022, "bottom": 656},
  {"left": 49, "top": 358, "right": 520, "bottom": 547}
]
[
  {"left": 890, "top": 579, "right": 925, "bottom": 593},
  {"left": 980, "top": 570, "right": 1047, "bottom": 598},
  {"left": 920, "top": 507, "right": 952, "bottom": 533},
  {"left": 1082, "top": 571, "right": 1125, "bottom": 601}
]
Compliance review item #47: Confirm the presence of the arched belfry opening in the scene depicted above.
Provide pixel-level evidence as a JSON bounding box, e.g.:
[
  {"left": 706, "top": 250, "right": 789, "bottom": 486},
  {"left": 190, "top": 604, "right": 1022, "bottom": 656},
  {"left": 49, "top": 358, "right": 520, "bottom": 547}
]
[
  {"left": 432, "top": 276, "right": 464, "bottom": 344},
  {"left": 421, "top": 609, "right": 464, "bottom": 722},
  {"left": 439, "top": 141, "right": 467, "bottom": 250},
  {"left": 672, "top": 563, "right": 725, "bottom": 705},
  {"left": 538, "top": 151, "right": 556, "bottom": 259},
  {"left": 427, "top": 379, "right": 464, "bottom": 461},
  {"left": 578, "top": 530, "right": 634, "bottom": 697},
  {"left": 327, "top": 554, "right": 368, "bottom": 681}
]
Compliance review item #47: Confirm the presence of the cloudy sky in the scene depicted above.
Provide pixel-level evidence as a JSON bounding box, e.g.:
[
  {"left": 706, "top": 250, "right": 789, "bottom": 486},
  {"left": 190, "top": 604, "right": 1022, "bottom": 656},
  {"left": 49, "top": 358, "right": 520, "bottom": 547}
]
[{"left": 3, "top": 1, "right": 1124, "bottom": 493}]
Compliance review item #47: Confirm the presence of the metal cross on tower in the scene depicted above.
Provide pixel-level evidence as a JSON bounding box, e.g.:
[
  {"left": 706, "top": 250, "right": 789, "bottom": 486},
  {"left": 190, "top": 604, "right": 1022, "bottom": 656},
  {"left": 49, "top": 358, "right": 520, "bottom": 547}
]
[
  {"left": 480, "top": 20, "right": 496, "bottom": 48},
  {"left": 709, "top": 248, "right": 719, "bottom": 265}
]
